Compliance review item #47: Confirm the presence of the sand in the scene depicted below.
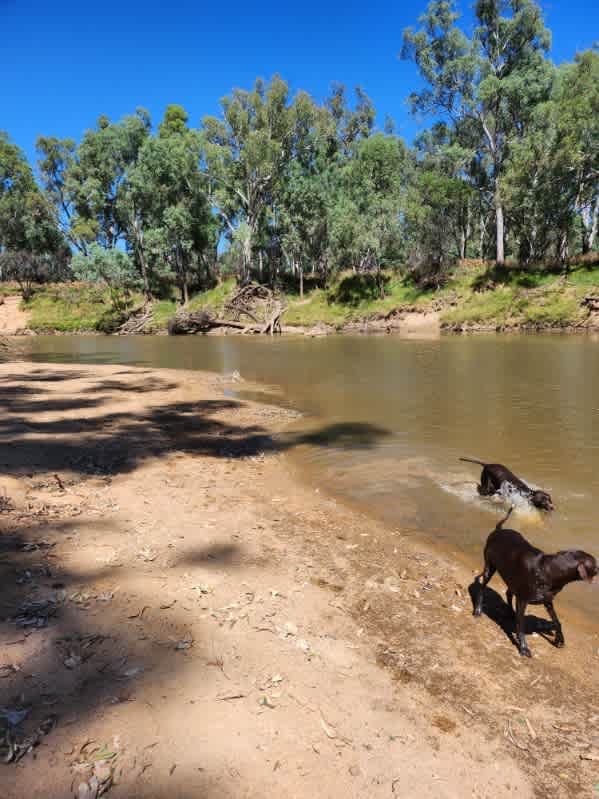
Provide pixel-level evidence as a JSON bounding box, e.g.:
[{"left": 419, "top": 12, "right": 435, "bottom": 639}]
[{"left": 0, "top": 360, "right": 597, "bottom": 798}]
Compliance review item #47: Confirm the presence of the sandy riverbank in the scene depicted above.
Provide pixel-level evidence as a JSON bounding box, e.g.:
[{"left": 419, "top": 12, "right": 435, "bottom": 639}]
[{"left": 0, "top": 361, "right": 598, "bottom": 798}]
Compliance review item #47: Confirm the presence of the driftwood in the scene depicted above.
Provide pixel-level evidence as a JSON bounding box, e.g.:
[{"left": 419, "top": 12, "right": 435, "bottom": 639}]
[
  {"left": 168, "top": 283, "right": 288, "bottom": 336},
  {"left": 116, "top": 305, "right": 154, "bottom": 335},
  {"left": 168, "top": 310, "right": 245, "bottom": 335},
  {"left": 582, "top": 294, "right": 599, "bottom": 313},
  {"left": 224, "top": 283, "right": 273, "bottom": 322}
]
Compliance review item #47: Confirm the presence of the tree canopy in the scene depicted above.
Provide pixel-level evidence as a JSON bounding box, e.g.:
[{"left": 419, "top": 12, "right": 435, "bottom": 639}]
[{"left": 0, "top": 0, "right": 597, "bottom": 300}]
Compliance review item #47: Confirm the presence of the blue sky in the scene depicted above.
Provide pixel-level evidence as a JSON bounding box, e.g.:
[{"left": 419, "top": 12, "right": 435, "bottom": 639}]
[{"left": 1, "top": 0, "right": 597, "bottom": 166}]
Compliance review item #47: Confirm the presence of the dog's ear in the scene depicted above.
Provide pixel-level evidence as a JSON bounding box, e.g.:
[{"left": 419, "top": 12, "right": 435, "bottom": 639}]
[{"left": 578, "top": 562, "right": 590, "bottom": 582}]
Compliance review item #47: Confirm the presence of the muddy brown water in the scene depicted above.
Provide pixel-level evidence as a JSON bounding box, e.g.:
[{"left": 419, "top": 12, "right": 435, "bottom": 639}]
[{"left": 16, "top": 333, "right": 599, "bottom": 620}]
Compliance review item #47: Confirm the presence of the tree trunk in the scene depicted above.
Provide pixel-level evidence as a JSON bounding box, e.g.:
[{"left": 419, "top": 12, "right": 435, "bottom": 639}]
[
  {"left": 495, "top": 203, "right": 505, "bottom": 265},
  {"left": 559, "top": 230, "right": 569, "bottom": 263},
  {"left": 458, "top": 230, "right": 466, "bottom": 261},
  {"left": 582, "top": 201, "right": 598, "bottom": 254},
  {"left": 258, "top": 250, "right": 263, "bottom": 280},
  {"left": 299, "top": 263, "right": 304, "bottom": 300},
  {"left": 138, "top": 250, "right": 151, "bottom": 301},
  {"left": 133, "top": 217, "right": 152, "bottom": 301}
]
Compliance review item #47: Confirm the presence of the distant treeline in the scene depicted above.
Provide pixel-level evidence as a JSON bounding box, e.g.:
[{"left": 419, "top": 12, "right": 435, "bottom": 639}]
[{"left": 0, "top": 0, "right": 597, "bottom": 302}]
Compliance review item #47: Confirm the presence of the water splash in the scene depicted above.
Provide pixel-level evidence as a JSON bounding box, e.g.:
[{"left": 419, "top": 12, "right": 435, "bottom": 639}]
[{"left": 438, "top": 475, "right": 543, "bottom": 523}]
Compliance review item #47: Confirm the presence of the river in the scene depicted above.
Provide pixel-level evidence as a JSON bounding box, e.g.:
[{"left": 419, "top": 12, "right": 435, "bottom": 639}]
[{"left": 18, "top": 333, "right": 599, "bottom": 618}]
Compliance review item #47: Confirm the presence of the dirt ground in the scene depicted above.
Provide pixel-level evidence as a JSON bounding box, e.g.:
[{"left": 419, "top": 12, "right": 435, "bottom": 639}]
[
  {"left": 0, "top": 296, "right": 31, "bottom": 335},
  {"left": 0, "top": 360, "right": 598, "bottom": 799}
]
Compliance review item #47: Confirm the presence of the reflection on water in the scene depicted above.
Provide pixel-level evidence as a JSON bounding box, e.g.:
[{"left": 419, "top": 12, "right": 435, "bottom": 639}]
[{"left": 20, "top": 333, "right": 599, "bottom": 616}]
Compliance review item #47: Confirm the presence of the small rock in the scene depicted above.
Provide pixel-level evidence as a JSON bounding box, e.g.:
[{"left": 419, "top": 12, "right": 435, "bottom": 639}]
[
  {"left": 283, "top": 621, "right": 298, "bottom": 637},
  {"left": 349, "top": 765, "right": 361, "bottom": 777}
]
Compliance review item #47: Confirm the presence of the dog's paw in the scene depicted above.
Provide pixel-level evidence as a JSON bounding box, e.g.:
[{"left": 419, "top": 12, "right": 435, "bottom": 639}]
[
  {"left": 519, "top": 646, "right": 532, "bottom": 658},
  {"left": 555, "top": 637, "right": 565, "bottom": 648}
]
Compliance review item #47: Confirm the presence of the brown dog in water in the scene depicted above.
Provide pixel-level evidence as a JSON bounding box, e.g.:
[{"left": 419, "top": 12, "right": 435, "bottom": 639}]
[
  {"left": 473, "top": 507, "right": 598, "bottom": 657},
  {"left": 460, "top": 457, "right": 554, "bottom": 511}
]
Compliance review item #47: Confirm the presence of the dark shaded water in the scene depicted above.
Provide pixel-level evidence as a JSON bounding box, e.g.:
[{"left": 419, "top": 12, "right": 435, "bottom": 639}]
[{"left": 18, "top": 333, "right": 599, "bottom": 616}]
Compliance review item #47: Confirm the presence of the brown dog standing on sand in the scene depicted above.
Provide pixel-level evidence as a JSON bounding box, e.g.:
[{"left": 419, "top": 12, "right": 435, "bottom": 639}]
[{"left": 473, "top": 507, "right": 597, "bottom": 657}]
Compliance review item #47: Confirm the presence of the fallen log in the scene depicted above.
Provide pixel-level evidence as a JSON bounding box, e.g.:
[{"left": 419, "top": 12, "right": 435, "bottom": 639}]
[
  {"left": 582, "top": 294, "right": 599, "bottom": 313},
  {"left": 168, "top": 289, "right": 288, "bottom": 336},
  {"left": 116, "top": 304, "right": 154, "bottom": 335},
  {"left": 168, "top": 310, "right": 248, "bottom": 335}
]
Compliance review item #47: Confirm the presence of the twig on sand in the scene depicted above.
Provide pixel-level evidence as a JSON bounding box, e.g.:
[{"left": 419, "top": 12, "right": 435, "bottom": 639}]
[{"left": 504, "top": 719, "right": 529, "bottom": 751}]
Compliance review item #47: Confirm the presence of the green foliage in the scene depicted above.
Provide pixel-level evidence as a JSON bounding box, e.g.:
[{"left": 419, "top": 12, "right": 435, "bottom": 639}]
[
  {"left": 0, "top": 132, "right": 65, "bottom": 257},
  {"left": 71, "top": 245, "right": 140, "bottom": 310},
  {"left": 402, "top": 0, "right": 554, "bottom": 264},
  {"left": 0, "top": 251, "right": 66, "bottom": 300},
  {"left": 327, "top": 272, "right": 391, "bottom": 306}
]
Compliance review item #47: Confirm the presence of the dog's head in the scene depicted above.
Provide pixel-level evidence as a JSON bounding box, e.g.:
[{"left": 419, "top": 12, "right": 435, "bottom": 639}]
[
  {"left": 576, "top": 554, "right": 598, "bottom": 584},
  {"left": 530, "top": 490, "right": 554, "bottom": 511}
]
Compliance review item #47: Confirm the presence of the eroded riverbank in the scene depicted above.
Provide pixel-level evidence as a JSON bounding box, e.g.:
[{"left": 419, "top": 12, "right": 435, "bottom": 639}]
[{"left": 0, "top": 361, "right": 598, "bottom": 798}]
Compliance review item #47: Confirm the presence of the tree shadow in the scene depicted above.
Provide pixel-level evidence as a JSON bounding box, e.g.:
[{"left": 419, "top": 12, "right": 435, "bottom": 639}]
[
  {"left": 0, "top": 513, "right": 244, "bottom": 784},
  {"left": 0, "top": 371, "right": 389, "bottom": 476},
  {"left": 0, "top": 365, "right": 390, "bottom": 790},
  {"left": 468, "top": 580, "right": 558, "bottom": 652},
  {"left": 0, "top": 368, "right": 91, "bottom": 384}
]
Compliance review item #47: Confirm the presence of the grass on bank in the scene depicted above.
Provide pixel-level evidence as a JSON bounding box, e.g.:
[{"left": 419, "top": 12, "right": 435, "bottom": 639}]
[
  {"left": 438, "top": 257, "right": 599, "bottom": 327},
  {"left": 25, "top": 284, "right": 120, "bottom": 332},
  {"left": 284, "top": 273, "right": 433, "bottom": 326},
  {"left": 12, "top": 253, "right": 599, "bottom": 333}
]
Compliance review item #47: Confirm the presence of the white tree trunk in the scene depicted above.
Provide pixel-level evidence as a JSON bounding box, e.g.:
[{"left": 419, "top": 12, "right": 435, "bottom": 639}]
[
  {"left": 582, "top": 200, "right": 598, "bottom": 254},
  {"left": 496, "top": 203, "right": 505, "bottom": 265},
  {"left": 559, "top": 230, "right": 569, "bottom": 263}
]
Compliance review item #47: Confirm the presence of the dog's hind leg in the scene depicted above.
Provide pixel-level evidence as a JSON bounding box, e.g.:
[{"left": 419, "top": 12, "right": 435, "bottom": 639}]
[
  {"left": 516, "top": 597, "right": 531, "bottom": 657},
  {"left": 473, "top": 557, "right": 496, "bottom": 617}
]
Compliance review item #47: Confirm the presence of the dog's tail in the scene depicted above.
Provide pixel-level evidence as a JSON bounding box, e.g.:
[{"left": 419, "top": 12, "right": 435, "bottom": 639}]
[
  {"left": 495, "top": 506, "right": 514, "bottom": 531},
  {"left": 459, "top": 457, "right": 487, "bottom": 467}
]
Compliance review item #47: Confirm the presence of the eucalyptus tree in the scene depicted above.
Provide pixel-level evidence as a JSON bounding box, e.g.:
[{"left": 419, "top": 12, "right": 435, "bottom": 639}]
[
  {"left": 122, "top": 105, "right": 215, "bottom": 302},
  {"left": 201, "top": 75, "right": 317, "bottom": 278},
  {"left": 37, "top": 110, "right": 151, "bottom": 255},
  {"left": 71, "top": 244, "right": 139, "bottom": 310},
  {"left": 273, "top": 84, "right": 378, "bottom": 287},
  {"left": 404, "top": 125, "right": 476, "bottom": 275},
  {"left": 0, "top": 132, "right": 64, "bottom": 259},
  {"left": 553, "top": 50, "right": 599, "bottom": 255},
  {"left": 324, "top": 83, "right": 376, "bottom": 157},
  {"left": 402, "top": 0, "right": 554, "bottom": 265},
  {"left": 327, "top": 133, "right": 408, "bottom": 285},
  {"left": 277, "top": 166, "right": 328, "bottom": 295},
  {"left": 503, "top": 49, "right": 599, "bottom": 262},
  {"left": 36, "top": 136, "right": 89, "bottom": 252}
]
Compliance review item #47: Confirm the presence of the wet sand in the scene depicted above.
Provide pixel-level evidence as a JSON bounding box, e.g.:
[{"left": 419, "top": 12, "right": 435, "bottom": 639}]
[{"left": 0, "top": 361, "right": 598, "bottom": 798}]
